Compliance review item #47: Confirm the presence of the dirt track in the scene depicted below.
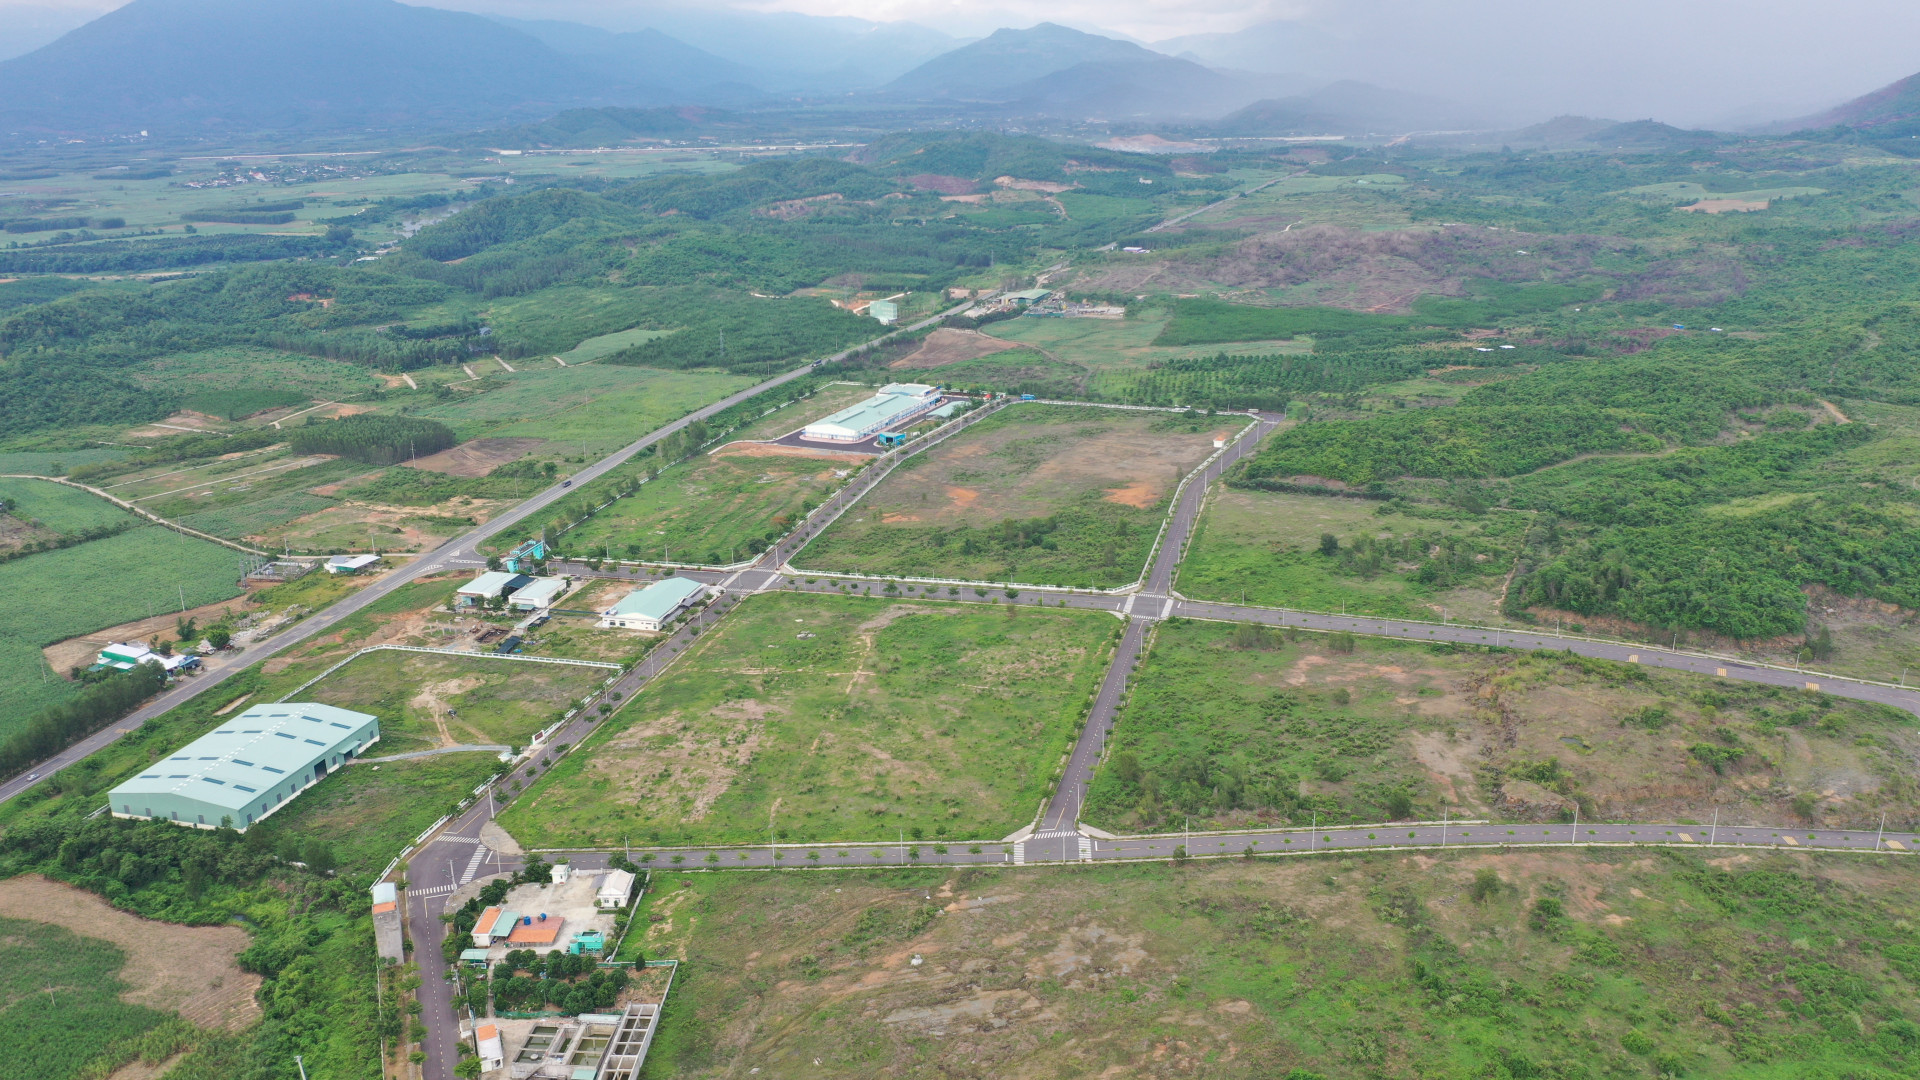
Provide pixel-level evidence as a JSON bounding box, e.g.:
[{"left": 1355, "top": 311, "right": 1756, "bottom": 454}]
[
  {"left": 889, "top": 328, "right": 1023, "bottom": 371},
  {"left": 0, "top": 875, "right": 261, "bottom": 1031}
]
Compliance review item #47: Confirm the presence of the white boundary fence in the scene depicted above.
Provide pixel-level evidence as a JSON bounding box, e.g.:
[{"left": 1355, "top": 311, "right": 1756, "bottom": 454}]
[{"left": 276, "top": 644, "right": 620, "bottom": 703}]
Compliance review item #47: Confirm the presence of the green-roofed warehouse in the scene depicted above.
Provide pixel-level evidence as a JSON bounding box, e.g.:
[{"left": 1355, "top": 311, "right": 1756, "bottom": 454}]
[
  {"left": 109, "top": 702, "right": 380, "bottom": 830},
  {"left": 597, "top": 576, "right": 709, "bottom": 631}
]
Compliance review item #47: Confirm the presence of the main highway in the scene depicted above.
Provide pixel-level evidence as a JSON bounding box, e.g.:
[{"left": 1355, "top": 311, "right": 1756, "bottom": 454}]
[{"left": 0, "top": 301, "right": 976, "bottom": 806}]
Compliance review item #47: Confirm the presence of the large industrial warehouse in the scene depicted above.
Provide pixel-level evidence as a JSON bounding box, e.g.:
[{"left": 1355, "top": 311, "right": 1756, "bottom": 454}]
[
  {"left": 109, "top": 702, "right": 380, "bottom": 830},
  {"left": 800, "top": 382, "right": 941, "bottom": 443}
]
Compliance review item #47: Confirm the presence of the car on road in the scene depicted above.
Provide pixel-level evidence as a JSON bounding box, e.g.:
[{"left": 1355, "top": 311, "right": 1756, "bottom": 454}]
[{"left": 561, "top": 480, "right": 572, "bottom": 487}]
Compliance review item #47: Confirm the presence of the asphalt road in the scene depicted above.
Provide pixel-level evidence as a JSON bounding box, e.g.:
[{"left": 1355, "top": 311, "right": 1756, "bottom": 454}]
[
  {"left": 1, "top": 302, "right": 974, "bottom": 806},
  {"left": 394, "top": 390, "right": 1920, "bottom": 1077}
]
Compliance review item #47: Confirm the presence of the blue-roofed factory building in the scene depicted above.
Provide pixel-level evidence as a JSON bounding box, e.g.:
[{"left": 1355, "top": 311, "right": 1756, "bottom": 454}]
[
  {"left": 800, "top": 383, "right": 941, "bottom": 443},
  {"left": 108, "top": 703, "right": 380, "bottom": 830}
]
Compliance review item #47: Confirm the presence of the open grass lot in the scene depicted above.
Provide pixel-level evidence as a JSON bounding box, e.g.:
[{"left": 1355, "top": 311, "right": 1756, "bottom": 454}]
[
  {"left": 413, "top": 365, "right": 751, "bottom": 454},
  {"left": 306, "top": 647, "right": 611, "bottom": 755},
  {"left": 1178, "top": 486, "right": 1528, "bottom": 621},
  {"left": 564, "top": 452, "right": 849, "bottom": 566},
  {"left": 980, "top": 312, "right": 1311, "bottom": 402},
  {"left": 0, "top": 476, "right": 131, "bottom": 536},
  {"left": 1084, "top": 619, "right": 1920, "bottom": 836},
  {"left": 0, "top": 525, "right": 245, "bottom": 735},
  {"left": 243, "top": 752, "right": 500, "bottom": 875},
  {"left": 555, "top": 383, "right": 875, "bottom": 565},
  {"left": 799, "top": 404, "right": 1225, "bottom": 588},
  {"left": 499, "top": 592, "right": 1118, "bottom": 848},
  {"left": 626, "top": 851, "right": 1920, "bottom": 1080},
  {"left": 131, "top": 345, "right": 383, "bottom": 404}
]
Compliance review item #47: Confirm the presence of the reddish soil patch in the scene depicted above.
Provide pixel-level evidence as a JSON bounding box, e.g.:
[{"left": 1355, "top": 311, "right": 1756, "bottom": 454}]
[
  {"left": 995, "top": 176, "right": 1075, "bottom": 193},
  {"left": 890, "top": 328, "right": 1022, "bottom": 371},
  {"left": 945, "top": 486, "right": 980, "bottom": 510},
  {"left": 0, "top": 875, "right": 261, "bottom": 1031},
  {"left": 906, "top": 174, "right": 977, "bottom": 195},
  {"left": 1104, "top": 480, "right": 1158, "bottom": 508},
  {"left": 405, "top": 437, "right": 546, "bottom": 478},
  {"left": 712, "top": 442, "right": 868, "bottom": 462}
]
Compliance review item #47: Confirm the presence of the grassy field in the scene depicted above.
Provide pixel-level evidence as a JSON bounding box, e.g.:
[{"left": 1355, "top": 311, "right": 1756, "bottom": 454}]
[
  {"left": 243, "top": 752, "right": 501, "bottom": 875},
  {"left": 979, "top": 312, "right": 1312, "bottom": 403},
  {"left": 0, "top": 917, "right": 177, "bottom": 1080},
  {"left": 305, "top": 648, "right": 612, "bottom": 755},
  {"left": 132, "top": 346, "right": 384, "bottom": 402},
  {"left": 625, "top": 851, "right": 1920, "bottom": 1080},
  {"left": 1084, "top": 619, "right": 1920, "bottom": 835},
  {"left": 1178, "top": 485, "right": 1528, "bottom": 621},
  {"left": 0, "top": 525, "right": 245, "bottom": 734},
  {"left": 555, "top": 383, "right": 874, "bottom": 565},
  {"left": 0, "top": 477, "right": 132, "bottom": 534},
  {"left": 413, "top": 365, "right": 751, "bottom": 453},
  {"left": 557, "top": 326, "right": 676, "bottom": 364},
  {"left": 499, "top": 592, "right": 1117, "bottom": 848},
  {"left": 799, "top": 404, "right": 1225, "bottom": 587}
]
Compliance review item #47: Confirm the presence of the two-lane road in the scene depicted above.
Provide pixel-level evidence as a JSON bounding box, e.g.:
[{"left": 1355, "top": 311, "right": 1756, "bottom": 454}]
[{"left": 2, "top": 302, "right": 977, "bottom": 805}]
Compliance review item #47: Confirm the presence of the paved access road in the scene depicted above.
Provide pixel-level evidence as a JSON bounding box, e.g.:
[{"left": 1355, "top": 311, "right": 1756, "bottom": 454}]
[
  {"left": 0, "top": 302, "right": 975, "bottom": 806},
  {"left": 400, "top": 398, "right": 1920, "bottom": 1078}
]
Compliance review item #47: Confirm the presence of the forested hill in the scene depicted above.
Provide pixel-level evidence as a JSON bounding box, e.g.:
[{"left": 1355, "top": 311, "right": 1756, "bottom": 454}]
[{"left": 0, "top": 0, "right": 598, "bottom": 133}]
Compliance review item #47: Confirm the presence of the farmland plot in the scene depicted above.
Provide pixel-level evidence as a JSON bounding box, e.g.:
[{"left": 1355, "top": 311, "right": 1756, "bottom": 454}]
[{"left": 799, "top": 404, "right": 1225, "bottom": 587}]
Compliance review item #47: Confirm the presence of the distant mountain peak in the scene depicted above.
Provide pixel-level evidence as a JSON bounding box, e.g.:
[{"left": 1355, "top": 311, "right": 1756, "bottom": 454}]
[{"left": 884, "top": 22, "right": 1165, "bottom": 100}]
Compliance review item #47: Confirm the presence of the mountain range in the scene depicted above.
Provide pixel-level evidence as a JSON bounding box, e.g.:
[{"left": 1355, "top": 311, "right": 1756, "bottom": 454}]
[{"left": 6, "top": 0, "right": 1918, "bottom": 142}]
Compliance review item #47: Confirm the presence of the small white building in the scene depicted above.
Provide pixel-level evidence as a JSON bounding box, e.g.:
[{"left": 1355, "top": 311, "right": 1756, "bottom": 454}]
[
  {"left": 596, "top": 869, "right": 636, "bottom": 909},
  {"left": 506, "top": 576, "right": 568, "bottom": 612},
  {"left": 325, "top": 554, "right": 381, "bottom": 574},
  {"left": 476, "top": 1023, "right": 504, "bottom": 1072},
  {"left": 598, "top": 577, "right": 708, "bottom": 631},
  {"left": 95, "top": 642, "right": 198, "bottom": 675},
  {"left": 457, "top": 571, "right": 531, "bottom": 607}
]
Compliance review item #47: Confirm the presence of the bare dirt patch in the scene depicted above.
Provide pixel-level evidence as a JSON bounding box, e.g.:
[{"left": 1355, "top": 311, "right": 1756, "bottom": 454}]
[
  {"left": 0, "top": 875, "right": 260, "bottom": 1031},
  {"left": 43, "top": 595, "right": 260, "bottom": 677},
  {"left": 405, "top": 437, "right": 546, "bottom": 477},
  {"left": 1679, "top": 199, "right": 1769, "bottom": 213},
  {"left": 859, "top": 409, "right": 1218, "bottom": 526},
  {"left": 712, "top": 441, "right": 868, "bottom": 462},
  {"left": 889, "top": 328, "right": 1022, "bottom": 371},
  {"left": 905, "top": 174, "right": 977, "bottom": 195},
  {"left": 1072, "top": 224, "right": 1613, "bottom": 314}
]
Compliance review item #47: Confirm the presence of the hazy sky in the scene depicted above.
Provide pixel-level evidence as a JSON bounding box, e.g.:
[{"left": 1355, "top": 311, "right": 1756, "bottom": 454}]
[{"left": 6, "top": 0, "right": 1920, "bottom": 126}]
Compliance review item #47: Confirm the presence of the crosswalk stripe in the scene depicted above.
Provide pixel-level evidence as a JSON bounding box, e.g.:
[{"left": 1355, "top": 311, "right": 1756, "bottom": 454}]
[{"left": 461, "top": 845, "right": 490, "bottom": 884}]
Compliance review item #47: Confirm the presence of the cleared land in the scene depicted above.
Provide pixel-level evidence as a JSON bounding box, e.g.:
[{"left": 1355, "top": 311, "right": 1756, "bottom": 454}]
[
  {"left": 628, "top": 852, "right": 1920, "bottom": 1080},
  {"left": 889, "top": 327, "right": 1022, "bottom": 370},
  {"left": 1178, "top": 485, "right": 1527, "bottom": 621},
  {"left": 406, "top": 436, "right": 546, "bottom": 477},
  {"left": 1084, "top": 619, "right": 1920, "bottom": 835},
  {"left": 552, "top": 383, "right": 873, "bottom": 566},
  {"left": 306, "top": 647, "right": 611, "bottom": 754},
  {"left": 413, "top": 365, "right": 751, "bottom": 454},
  {"left": 0, "top": 875, "right": 260, "bottom": 1031},
  {"left": 800, "top": 404, "right": 1225, "bottom": 587},
  {"left": 498, "top": 592, "right": 1117, "bottom": 848}
]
